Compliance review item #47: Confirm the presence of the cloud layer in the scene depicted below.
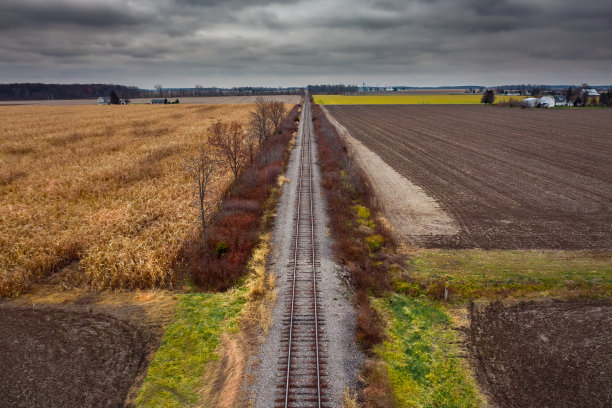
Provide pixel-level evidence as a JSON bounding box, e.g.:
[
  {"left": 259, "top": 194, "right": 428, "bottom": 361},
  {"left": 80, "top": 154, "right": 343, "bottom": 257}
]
[{"left": 0, "top": 0, "right": 610, "bottom": 87}]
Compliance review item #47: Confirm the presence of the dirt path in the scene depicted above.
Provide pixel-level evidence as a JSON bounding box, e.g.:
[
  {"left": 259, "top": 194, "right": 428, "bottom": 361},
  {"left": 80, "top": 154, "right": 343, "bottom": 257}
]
[
  {"left": 248, "top": 98, "right": 362, "bottom": 406},
  {"left": 321, "top": 106, "right": 459, "bottom": 245}
]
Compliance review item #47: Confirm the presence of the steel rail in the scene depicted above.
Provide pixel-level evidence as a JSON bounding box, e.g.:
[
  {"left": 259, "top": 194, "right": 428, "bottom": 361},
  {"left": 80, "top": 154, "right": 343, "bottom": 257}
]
[
  {"left": 283, "top": 97, "right": 322, "bottom": 408},
  {"left": 307, "top": 101, "right": 322, "bottom": 408}
]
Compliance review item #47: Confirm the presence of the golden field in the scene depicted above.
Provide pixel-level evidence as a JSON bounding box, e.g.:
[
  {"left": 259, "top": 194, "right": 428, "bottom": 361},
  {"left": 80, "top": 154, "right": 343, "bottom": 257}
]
[
  {"left": 0, "top": 104, "right": 276, "bottom": 297},
  {"left": 313, "top": 94, "right": 527, "bottom": 105}
]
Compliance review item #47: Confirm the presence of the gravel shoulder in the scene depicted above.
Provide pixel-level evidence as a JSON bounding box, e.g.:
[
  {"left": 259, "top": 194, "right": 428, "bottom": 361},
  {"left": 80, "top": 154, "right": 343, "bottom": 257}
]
[
  {"left": 321, "top": 106, "right": 459, "bottom": 245},
  {"left": 248, "top": 102, "right": 363, "bottom": 407}
]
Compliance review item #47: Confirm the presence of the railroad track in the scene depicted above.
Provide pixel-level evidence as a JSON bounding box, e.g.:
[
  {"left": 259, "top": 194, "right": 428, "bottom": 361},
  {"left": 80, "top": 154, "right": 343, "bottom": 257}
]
[{"left": 275, "top": 97, "right": 328, "bottom": 407}]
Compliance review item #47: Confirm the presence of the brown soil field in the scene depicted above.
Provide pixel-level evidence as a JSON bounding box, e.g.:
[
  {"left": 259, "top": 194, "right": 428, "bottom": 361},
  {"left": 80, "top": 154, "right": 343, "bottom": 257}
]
[
  {"left": 467, "top": 299, "right": 612, "bottom": 408},
  {"left": 0, "top": 289, "right": 176, "bottom": 407},
  {"left": 326, "top": 105, "right": 612, "bottom": 249},
  {"left": 0, "top": 103, "right": 291, "bottom": 297},
  {"left": 0, "top": 95, "right": 301, "bottom": 106}
]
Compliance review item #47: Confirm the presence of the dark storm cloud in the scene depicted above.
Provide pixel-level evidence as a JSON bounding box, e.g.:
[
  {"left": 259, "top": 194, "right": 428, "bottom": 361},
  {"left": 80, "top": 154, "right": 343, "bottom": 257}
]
[
  {"left": 0, "top": 0, "right": 152, "bottom": 29},
  {"left": 0, "top": 0, "right": 610, "bottom": 87}
]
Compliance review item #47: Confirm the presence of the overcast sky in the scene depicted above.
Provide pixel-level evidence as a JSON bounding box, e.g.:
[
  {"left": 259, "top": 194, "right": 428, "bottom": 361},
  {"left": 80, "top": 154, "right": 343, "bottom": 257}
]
[{"left": 1, "top": 0, "right": 610, "bottom": 88}]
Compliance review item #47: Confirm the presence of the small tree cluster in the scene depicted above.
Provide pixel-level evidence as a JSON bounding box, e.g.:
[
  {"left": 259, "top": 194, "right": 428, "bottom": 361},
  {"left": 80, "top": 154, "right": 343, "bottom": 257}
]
[
  {"left": 186, "top": 105, "right": 300, "bottom": 289},
  {"left": 481, "top": 89, "right": 495, "bottom": 104},
  {"left": 598, "top": 89, "right": 612, "bottom": 107},
  {"left": 249, "top": 96, "right": 287, "bottom": 148}
]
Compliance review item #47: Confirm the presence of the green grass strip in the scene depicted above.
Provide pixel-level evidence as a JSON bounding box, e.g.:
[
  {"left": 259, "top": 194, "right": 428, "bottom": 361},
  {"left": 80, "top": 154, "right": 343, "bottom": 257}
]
[
  {"left": 135, "top": 288, "right": 246, "bottom": 407},
  {"left": 375, "top": 294, "right": 481, "bottom": 408},
  {"left": 404, "top": 249, "right": 612, "bottom": 299}
]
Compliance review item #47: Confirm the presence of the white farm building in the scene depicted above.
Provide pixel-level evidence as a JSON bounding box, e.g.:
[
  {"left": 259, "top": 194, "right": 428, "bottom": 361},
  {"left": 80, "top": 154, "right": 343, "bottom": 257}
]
[
  {"left": 521, "top": 97, "right": 539, "bottom": 108},
  {"left": 538, "top": 96, "right": 555, "bottom": 108}
]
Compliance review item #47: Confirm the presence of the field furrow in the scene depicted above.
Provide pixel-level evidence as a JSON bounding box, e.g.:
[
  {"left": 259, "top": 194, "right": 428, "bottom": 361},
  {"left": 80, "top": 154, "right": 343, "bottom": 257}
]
[{"left": 327, "top": 105, "right": 612, "bottom": 249}]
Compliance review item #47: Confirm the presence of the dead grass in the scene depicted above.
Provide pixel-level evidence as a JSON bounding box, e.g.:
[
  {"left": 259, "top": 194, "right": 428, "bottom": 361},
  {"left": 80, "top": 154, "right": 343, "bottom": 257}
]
[{"left": 0, "top": 104, "right": 292, "bottom": 297}]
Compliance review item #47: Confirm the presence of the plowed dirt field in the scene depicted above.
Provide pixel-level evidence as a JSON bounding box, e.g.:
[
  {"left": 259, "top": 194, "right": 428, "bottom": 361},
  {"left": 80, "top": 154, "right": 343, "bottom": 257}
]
[
  {"left": 326, "top": 105, "right": 612, "bottom": 249},
  {"left": 467, "top": 300, "right": 612, "bottom": 408},
  {"left": 0, "top": 305, "right": 149, "bottom": 407}
]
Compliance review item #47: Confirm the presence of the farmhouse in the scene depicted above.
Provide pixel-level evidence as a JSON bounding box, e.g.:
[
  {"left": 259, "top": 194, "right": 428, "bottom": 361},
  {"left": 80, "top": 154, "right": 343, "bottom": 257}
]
[{"left": 584, "top": 89, "right": 600, "bottom": 97}]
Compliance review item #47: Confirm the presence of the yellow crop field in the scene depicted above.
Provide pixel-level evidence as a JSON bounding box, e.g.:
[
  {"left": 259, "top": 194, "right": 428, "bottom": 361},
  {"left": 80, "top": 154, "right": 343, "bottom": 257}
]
[
  {"left": 313, "top": 94, "right": 527, "bottom": 105},
  {"left": 0, "top": 104, "right": 278, "bottom": 297}
]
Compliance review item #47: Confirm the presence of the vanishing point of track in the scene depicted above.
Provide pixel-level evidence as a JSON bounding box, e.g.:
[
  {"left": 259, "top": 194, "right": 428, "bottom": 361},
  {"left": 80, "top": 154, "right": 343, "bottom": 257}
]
[{"left": 275, "top": 96, "right": 328, "bottom": 407}]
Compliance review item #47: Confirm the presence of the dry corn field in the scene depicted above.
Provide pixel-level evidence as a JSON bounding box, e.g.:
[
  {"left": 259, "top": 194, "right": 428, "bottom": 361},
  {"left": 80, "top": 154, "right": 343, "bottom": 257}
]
[{"left": 0, "top": 104, "right": 278, "bottom": 297}]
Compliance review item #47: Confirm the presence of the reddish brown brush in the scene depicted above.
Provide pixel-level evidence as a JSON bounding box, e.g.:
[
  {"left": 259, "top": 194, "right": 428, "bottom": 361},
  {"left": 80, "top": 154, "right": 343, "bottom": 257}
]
[
  {"left": 187, "top": 105, "right": 299, "bottom": 290},
  {"left": 312, "top": 101, "right": 398, "bottom": 363}
]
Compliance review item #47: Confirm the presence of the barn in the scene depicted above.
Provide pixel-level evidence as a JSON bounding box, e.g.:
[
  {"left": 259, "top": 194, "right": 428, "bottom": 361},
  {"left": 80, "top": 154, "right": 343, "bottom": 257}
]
[{"left": 151, "top": 98, "right": 167, "bottom": 104}]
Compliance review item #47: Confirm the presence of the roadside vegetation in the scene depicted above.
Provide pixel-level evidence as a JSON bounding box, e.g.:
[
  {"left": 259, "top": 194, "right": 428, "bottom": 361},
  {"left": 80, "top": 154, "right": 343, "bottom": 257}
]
[
  {"left": 135, "top": 287, "right": 246, "bottom": 407},
  {"left": 374, "top": 295, "right": 481, "bottom": 408},
  {"left": 400, "top": 249, "right": 612, "bottom": 301}
]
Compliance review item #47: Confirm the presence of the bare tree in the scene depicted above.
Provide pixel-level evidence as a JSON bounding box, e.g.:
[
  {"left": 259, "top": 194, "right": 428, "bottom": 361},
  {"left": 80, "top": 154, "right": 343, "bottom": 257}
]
[
  {"left": 208, "top": 120, "right": 248, "bottom": 182},
  {"left": 154, "top": 84, "right": 163, "bottom": 97},
  {"left": 185, "top": 144, "right": 219, "bottom": 247},
  {"left": 249, "top": 96, "right": 273, "bottom": 148},
  {"left": 481, "top": 89, "right": 495, "bottom": 104},
  {"left": 268, "top": 101, "right": 287, "bottom": 134},
  {"left": 245, "top": 132, "right": 258, "bottom": 165}
]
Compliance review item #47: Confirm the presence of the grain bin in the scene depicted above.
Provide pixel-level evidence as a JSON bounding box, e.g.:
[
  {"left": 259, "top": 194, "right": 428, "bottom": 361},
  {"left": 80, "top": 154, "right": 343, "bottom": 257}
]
[{"left": 538, "top": 96, "right": 555, "bottom": 108}]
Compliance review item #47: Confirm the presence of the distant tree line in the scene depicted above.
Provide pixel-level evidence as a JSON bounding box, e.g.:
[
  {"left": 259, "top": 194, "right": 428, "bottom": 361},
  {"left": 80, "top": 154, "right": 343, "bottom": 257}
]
[
  {"left": 0, "top": 83, "right": 304, "bottom": 101},
  {"left": 493, "top": 84, "right": 551, "bottom": 96},
  {"left": 0, "top": 83, "right": 141, "bottom": 101},
  {"left": 144, "top": 86, "right": 304, "bottom": 98},
  {"left": 307, "top": 84, "right": 358, "bottom": 94}
]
